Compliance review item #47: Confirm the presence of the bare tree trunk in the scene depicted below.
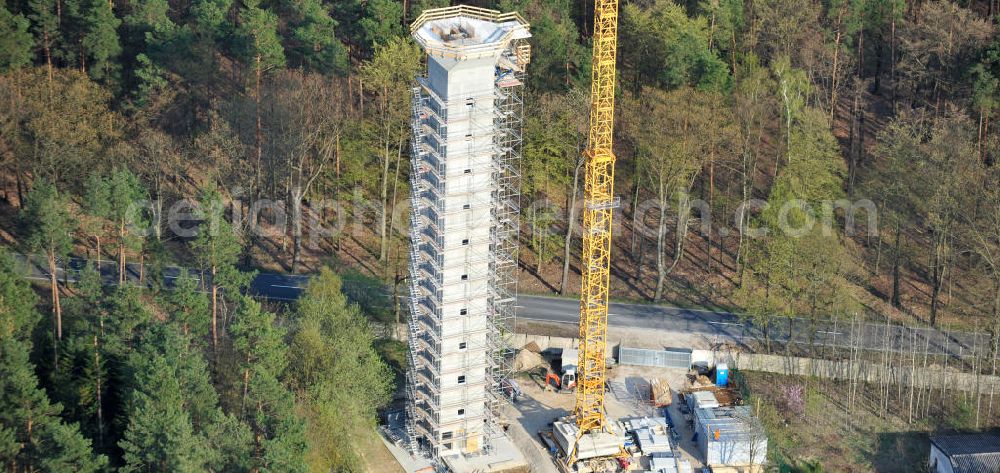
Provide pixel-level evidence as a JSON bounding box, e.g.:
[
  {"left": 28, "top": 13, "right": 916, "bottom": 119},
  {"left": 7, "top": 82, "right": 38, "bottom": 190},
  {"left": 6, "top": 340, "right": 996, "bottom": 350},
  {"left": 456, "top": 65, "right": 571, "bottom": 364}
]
[
  {"left": 892, "top": 220, "right": 902, "bottom": 308},
  {"left": 990, "top": 278, "right": 1000, "bottom": 362},
  {"left": 118, "top": 223, "right": 126, "bottom": 285},
  {"left": 706, "top": 144, "right": 715, "bottom": 272},
  {"left": 15, "top": 160, "right": 24, "bottom": 208},
  {"left": 908, "top": 330, "right": 916, "bottom": 424},
  {"left": 631, "top": 173, "right": 640, "bottom": 256},
  {"left": 890, "top": 13, "right": 897, "bottom": 110},
  {"left": 561, "top": 159, "right": 582, "bottom": 294},
  {"left": 210, "top": 265, "right": 218, "bottom": 350},
  {"left": 49, "top": 252, "right": 61, "bottom": 340},
  {"left": 93, "top": 334, "right": 104, "bottom": 448},
  {"left": 830, "top": 8, "right": 845, "bottom": 122},
  {"left": 385, "top": 137, "right": 405, "bottom": 277},
  {"left": 654, "top": 183, "right": 668, "bottom": 302},
  {"left": 667, "top": 193, "right": 692, "bottom": 277},
  {"left": 930, "top": 235, "right": 944, "bottom": 327},
  {"left": 379, "top": 143, "right": 391, "bottom": 263},
  {"left": 254, "top": 54, "right": 264, "bottom": 203},
  {"left": 848, "top": 83, "right": 862, "bottom": 195},
  {"left": 291, "top": 187, "right": 303, "bottom": 274},
  {"left": 44, "top": 34, "right": 53, "bottom": 84},
  {"left": 979, "top": 108, "right": 986, "bottom": 163}
]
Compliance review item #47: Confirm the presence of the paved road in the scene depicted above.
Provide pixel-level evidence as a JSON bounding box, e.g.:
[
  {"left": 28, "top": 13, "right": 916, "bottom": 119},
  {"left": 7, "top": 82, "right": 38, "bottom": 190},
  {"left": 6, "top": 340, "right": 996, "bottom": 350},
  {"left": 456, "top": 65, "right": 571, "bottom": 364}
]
[
  {"left": 13, "top": 253, "right": 993, "bottom": 359},
  {"left": 518, "top": 294, "right": 993, "bottom": 358},
  {"left": 16, "top": 253, "right": 309, "bottom": 301}
]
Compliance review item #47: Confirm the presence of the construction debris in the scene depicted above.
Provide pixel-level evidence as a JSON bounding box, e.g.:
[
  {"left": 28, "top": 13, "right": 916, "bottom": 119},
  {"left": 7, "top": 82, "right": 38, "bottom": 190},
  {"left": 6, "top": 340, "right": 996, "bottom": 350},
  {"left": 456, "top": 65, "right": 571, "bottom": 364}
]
[
  {"left": 649, "top": 378, "right": 672, "bottom": 407},
  {"left": 685, "top": 385, "right": 742, "bottom": 408}
]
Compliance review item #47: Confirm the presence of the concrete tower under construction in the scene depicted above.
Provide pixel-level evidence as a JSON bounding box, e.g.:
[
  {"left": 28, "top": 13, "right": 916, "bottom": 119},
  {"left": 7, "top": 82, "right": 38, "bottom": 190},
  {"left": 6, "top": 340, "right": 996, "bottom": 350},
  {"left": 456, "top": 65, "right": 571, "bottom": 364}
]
[{"left": 405, "top": 5, "right": 530, "bottom": 464}]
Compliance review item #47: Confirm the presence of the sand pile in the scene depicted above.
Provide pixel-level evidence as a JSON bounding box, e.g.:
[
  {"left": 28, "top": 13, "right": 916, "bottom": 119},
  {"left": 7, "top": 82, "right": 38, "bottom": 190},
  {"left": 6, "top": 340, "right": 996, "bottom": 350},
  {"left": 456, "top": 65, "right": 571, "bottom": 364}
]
[{"left": 513, "top": 349, "right": 545, "bottom": 371}]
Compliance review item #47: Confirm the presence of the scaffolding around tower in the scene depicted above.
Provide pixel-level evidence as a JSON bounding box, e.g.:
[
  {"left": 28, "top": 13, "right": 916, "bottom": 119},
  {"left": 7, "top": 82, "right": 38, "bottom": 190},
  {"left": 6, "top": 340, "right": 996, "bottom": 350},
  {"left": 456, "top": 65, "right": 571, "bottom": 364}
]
[{"left": 403, "top": 6, "right": 530, "bottom": 470}]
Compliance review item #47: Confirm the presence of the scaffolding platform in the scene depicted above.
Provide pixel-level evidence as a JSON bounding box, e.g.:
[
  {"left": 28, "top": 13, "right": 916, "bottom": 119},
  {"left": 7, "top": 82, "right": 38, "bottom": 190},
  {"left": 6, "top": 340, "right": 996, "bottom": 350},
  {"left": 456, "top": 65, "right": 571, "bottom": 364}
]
[{"left": 403, "top": 5, "right": 531, "bottom": 466}]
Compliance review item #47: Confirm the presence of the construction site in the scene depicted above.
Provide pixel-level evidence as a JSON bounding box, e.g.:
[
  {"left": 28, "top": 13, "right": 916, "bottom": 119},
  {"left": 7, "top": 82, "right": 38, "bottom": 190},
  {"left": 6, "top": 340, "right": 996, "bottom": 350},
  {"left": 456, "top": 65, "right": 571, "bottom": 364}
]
[{"left": 377, "top": 3, "right": 769, "bottom": 473}]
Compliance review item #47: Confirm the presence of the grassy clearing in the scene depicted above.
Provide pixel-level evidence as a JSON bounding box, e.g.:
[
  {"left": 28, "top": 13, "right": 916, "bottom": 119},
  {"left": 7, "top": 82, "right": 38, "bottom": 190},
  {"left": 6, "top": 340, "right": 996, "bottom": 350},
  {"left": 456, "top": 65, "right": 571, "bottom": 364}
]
[
  {"left": 738, "top": 370, "right": 1000, "bottom": 472},
  {"left": 352, "top": 423, "right": 405, "bottom": 473}
]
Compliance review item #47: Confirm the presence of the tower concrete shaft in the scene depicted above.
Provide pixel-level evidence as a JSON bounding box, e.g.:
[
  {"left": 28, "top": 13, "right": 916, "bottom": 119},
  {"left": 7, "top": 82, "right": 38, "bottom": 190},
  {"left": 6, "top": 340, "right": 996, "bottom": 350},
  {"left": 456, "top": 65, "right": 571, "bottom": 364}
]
[{"left": 405, "top": 5, "right": 530, "bottom": 461}]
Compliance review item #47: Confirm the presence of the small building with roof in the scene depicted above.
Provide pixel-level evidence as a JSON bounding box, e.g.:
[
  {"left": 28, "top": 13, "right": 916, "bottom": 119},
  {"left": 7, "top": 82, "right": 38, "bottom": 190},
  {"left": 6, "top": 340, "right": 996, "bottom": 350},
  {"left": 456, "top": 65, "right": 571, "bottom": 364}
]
[
  {"left": 693, "top": 405, "right": 767, "bottom": 468},
  {"left": 929, "top": 432, "right": 1000, "bottom": 473}
]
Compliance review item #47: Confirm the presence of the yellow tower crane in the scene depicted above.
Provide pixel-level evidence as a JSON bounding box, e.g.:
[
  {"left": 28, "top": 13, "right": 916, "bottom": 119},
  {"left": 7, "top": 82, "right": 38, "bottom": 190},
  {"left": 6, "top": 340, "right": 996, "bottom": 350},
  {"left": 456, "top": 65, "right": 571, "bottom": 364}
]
[{"left": 575, "top": 0, "right": 619, "bottom": 443}]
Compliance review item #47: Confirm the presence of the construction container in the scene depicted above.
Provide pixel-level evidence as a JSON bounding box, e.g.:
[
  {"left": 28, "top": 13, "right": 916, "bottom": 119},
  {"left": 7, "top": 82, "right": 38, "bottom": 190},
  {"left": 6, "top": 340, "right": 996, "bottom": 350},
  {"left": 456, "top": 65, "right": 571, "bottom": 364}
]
[
  {"left": 693, "top": 406, "right": 767, "bottom": 466},
  {"left": 649, "top": 452, "right": 693, "bottom": 473},
  {"left": 552, "top": 421, "right": 623, "bottom": 460},
  {"left": 686, "top": 391, "right": 720, "bottom": 411}
]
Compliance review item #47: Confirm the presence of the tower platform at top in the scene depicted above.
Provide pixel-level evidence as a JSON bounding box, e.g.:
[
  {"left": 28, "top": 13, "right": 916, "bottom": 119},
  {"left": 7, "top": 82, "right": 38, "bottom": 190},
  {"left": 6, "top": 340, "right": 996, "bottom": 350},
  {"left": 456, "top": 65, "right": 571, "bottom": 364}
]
[{"left": 411, "top": 5, "right": 530, "bottom": 61}]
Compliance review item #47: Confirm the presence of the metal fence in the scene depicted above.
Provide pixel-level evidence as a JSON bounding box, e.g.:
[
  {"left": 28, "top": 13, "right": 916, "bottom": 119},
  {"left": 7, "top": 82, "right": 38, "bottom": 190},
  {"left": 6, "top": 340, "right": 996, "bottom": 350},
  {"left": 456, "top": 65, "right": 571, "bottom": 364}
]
[{"left": 619, "top": 346, "right": 692, "bottom": 369}]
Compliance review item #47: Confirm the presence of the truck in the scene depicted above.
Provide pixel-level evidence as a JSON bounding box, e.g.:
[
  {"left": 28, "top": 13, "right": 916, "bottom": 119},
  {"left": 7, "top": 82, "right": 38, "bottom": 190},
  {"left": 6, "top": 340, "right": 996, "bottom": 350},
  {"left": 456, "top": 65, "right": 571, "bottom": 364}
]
[{"left": 559, "top": 348, "right": 578, "bottom": 390}]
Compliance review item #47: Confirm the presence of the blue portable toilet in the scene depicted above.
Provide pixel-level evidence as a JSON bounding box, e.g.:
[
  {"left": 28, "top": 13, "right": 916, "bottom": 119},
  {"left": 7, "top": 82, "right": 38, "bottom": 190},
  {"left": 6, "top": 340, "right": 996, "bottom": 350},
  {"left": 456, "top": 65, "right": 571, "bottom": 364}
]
[{"left": 715, "top": 363, "right": 729, "bottom": 387}]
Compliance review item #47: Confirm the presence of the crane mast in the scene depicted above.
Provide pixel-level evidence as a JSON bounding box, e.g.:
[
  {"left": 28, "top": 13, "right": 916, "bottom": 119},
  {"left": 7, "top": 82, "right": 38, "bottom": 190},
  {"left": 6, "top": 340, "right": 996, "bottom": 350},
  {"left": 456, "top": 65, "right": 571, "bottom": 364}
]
[{"left": 575, "top": 0, "right": 619, "bottom": 435}]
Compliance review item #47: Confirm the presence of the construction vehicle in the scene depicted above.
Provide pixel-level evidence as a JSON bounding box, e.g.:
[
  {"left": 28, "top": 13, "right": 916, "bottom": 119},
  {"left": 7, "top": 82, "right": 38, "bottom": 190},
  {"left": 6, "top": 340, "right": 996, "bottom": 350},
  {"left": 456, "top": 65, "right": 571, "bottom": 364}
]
[
  {"left": 560, "top": 348, "right": 579, "bottom": 390},
  {"left": 563, "top": 0, "right": 623, "bottom": 466}
]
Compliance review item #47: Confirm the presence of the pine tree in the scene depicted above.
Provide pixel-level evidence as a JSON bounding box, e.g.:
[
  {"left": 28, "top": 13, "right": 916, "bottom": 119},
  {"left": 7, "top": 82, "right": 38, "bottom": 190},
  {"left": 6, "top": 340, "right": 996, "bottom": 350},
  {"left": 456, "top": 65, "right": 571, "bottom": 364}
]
[
  {"left": 23, "top": 178, "right": 76, "bottom": 341},
  {"left": 192, "top": 184, "right": 248, "bottom": 350},
  {"left": 122, "top": 0, "right": 176, "bottom": 105},
  {"left": 230, "top": 298, "right": 307, "bottom": 473},
  {"left": 190, "top": 0, "right": 232, "bottom": 38},
  {"left": 235, "top": 0, "right": 285, "bottom": 201},
  {"left": 81, "top": 0, "right": 121, "bottom": 81},
  {"left": 82, "top": 171, "right": 110, "bottom": 266},
  {"left": 289, "top": 0, "right": 347, "bottom": 74},
  {"left": 33, "top": 420, "right": 105, "bottom": 471},
  {"left": 0, "top": 337, "right": 107, "bottom": 471},
  {"left": 117, "top": 308, "right": 251, "bottom": 471},
  {"left": 0, "top": 252, "right": 40, "bottom": 341},
  {"left": 0, "top": 5, "right": 34, "bottom": 72},
  {"left": 119, "top": 354, "right": 213, "bottom": 472},
  {"left": 160, "top": 268, "right": 210, "bottom": 340},
  {"left": 106, "top": 167, "right": 148, "bottom": 286},
  {"left": 27, "top": 0, "right": 59, "bottom": 81},
  {"left": 103, "top": 286, "right": 153, "bottom": 356},
  {"left": 358, "top": 0, "right": 402, "bottom": 50}
]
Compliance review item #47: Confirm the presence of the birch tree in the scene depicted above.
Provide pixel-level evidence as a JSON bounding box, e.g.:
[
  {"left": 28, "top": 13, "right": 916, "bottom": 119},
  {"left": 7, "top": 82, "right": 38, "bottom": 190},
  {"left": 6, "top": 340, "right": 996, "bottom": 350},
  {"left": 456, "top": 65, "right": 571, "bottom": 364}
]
[
  {"left": 360, "top": 38, "right": 420, "bottom": 266},
  {"left": 624, "top": 87, "right": 715, "bottom": 301},
  {"left": 265, "top": 72, "right": 349, "bottom": 273}
]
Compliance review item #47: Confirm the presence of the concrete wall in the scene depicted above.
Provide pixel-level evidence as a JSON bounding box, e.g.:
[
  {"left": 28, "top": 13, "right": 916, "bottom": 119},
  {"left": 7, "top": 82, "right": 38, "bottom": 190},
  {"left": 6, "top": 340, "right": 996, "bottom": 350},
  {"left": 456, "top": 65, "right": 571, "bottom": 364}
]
[
  {"left": 390, "top": 326, "right": 1000, "bottom": 397},
  {"left": 719, "top": 351, "right": 1000, "bottom": 393},
  {"left": 502, "top": 331, "right": 1000, "bottom": 394}
]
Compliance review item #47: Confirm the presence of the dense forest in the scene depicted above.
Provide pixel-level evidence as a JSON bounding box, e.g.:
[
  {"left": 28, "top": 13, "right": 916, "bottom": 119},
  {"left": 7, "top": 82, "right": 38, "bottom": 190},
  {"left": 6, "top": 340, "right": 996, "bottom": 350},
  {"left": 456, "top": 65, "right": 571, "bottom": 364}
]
[{"left": 2, "top": 0, "right": 1000, "bottom": 470}]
